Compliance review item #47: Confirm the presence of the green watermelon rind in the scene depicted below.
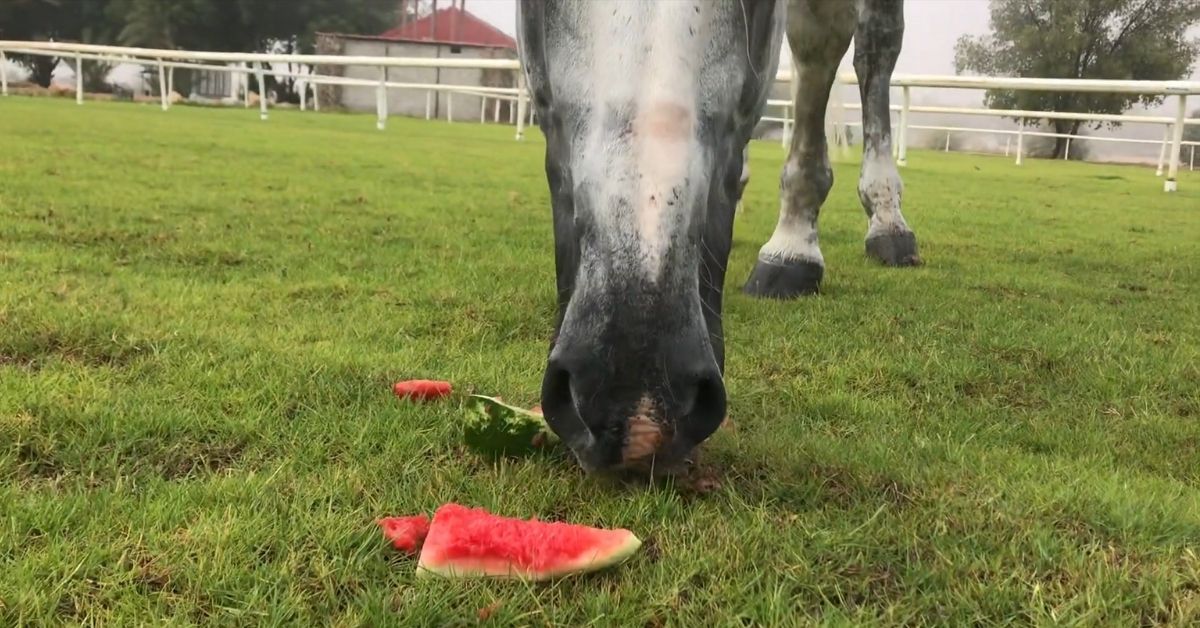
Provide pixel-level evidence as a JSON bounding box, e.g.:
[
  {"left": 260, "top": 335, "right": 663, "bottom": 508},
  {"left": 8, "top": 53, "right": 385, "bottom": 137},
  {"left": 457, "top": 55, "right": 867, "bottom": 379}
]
[{"left": 462, "top": 394, "right": 557, "bottom": 458}]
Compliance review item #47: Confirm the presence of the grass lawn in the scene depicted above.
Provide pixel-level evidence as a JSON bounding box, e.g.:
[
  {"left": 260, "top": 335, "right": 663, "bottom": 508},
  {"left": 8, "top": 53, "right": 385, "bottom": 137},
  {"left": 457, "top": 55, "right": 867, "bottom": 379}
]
[{"left": 2, "top": 96, "right": 1199, "bottom": 626}]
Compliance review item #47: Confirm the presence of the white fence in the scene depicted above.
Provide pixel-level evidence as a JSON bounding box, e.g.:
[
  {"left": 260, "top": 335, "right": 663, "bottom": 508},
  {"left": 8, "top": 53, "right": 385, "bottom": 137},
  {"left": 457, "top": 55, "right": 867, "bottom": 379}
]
[
  {"left": 764, "top": 100, "right": 1200, "bottom": 175},
  {"left": 2, "top": 39, "right": 1198, "bottom": 192}
]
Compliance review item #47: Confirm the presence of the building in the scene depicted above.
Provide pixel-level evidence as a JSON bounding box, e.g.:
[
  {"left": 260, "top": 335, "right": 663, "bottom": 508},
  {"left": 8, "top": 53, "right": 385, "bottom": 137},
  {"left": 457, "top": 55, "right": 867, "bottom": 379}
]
[{"left": 314, "top": 6, "right": 518, "bottom": 122}]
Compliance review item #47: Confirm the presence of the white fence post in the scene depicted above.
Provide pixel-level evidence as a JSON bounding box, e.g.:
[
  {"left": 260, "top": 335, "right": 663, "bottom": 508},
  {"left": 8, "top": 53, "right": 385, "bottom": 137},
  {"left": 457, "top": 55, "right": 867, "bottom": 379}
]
[
  {"left": 944, "top": 131, "right": 951, "bottom": 152},
  {"left": 243, "top": 63, "right": 250, "bottom": 108},
  {"left": 1004, "top": 136, "right": 1011, "bottom": 156},
  {"left": 1064, "top": 137, "right": 1071, "bottom": 161},
  {"left": 1156, "top": 124, "right": 1170, "bottom": 176},
  {"left": 1, "top": 50, "right": 8, "bottom": 96},
  {"left": 255, "top": 61, "right": 268, "bottom": 120},
  {"left": 1165, "top": 94, "right": 1186, "bottom": 192},
  {"left": 493, "top": 99, "right": 501, "bottom": 123},
  {"left": 376, "top": 65, "right": 387, "bottom": 130},
  {"left": 312, "top": 82, "right": 320, "bottom": 111},
  {"left": 157, "top": 58, "right": 168, "bottom": 110},
  {"left": 480, "top": 96, "right": 486, "bottom": 123},
  {"left": 897, "top": 85, "right": 910, "bottom": 166},
  {"left": 299, "top": 79, "right": 307, "bottom": 111},
  {"left": 425, "top": 91, "right": 433, "bottom": 120},
  {"left": 74, "top": 52, "right": 83, "bottom": 104},
  {"left": 515, "top": 67, "right": 527, "bottom": 140},
  {"left": 447, "top": 92, "right": 453, "bottom": 122},
  {"left": 1191, "top": 145, "right": 1196, "bottom": 172},
  {"left": 167, "top": 66, "right": 174, "bottom": 99},
  {"left": 1015, "top": 119, "right": 1024, "bottom": 165}
]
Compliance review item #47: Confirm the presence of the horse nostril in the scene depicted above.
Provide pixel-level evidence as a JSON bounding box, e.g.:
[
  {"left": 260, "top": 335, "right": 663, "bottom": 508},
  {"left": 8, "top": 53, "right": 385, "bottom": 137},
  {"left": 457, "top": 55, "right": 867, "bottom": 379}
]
[
  {"left": 539, "top": 357, "right": 597, "bottom": 453},
  {"left": 671, "top": 366, "right": 726, "bottom": 449},
  {"left": 693, "top": 374, "right": 724, "bottom": 417},
  {"left": 541, "top": 360, "right": 573, "bottom": 422}
]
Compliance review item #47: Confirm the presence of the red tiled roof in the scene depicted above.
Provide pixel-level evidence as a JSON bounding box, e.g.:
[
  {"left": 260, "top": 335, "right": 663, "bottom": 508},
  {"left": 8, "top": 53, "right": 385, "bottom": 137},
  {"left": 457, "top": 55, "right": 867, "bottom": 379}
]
[{"left": 378, "top": 6, "right": 516, "bottom": 50}]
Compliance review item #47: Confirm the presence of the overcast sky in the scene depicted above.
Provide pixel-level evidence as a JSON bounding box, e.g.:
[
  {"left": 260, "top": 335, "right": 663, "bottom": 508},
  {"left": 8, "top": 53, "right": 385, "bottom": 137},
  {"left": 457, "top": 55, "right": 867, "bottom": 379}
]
[
  {"left": 468, "top": 0, "right": 993, "bottom": 76},
  {"left": 467, "top": 0, "right": 1200, "bottom": 81},
  {"left": 466, "top": 0, "right": 1198, "bottom": 119}
]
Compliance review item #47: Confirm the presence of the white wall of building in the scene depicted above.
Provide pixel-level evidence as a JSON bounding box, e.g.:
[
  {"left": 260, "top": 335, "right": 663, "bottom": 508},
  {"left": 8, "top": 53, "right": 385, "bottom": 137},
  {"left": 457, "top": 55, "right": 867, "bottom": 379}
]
[{"left": 336, "top": 38, "right": 515, "bottom": 122}]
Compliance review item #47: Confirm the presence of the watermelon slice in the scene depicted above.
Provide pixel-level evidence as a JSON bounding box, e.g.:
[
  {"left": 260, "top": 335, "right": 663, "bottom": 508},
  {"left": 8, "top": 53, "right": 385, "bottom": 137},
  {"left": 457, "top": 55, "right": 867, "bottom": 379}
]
[
  {"left": 463, "top": 395, "right": 557, "bottom": 458},
  {"left": 416, "top": 503, "right": 642, "bottom": 581},
  {"left": 377, "top": 514, "right": 430, "bottom": 554}
]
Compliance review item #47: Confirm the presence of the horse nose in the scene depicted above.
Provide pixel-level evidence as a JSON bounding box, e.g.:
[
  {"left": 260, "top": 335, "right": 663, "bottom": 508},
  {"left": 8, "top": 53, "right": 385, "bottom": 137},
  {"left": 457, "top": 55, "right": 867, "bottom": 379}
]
[{"left": 540, "top": 335, "right": 726, "bottom": 472}]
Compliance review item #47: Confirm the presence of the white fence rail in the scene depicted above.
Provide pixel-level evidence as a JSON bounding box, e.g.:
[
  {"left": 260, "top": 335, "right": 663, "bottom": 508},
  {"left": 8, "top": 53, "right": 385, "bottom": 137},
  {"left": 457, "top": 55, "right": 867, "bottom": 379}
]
[
  {"left": 2, "top": 39, "right": 1197, "bottom": 192},
  {"left": 764, "top": 99, "right": 1200, "bottom": 174}
]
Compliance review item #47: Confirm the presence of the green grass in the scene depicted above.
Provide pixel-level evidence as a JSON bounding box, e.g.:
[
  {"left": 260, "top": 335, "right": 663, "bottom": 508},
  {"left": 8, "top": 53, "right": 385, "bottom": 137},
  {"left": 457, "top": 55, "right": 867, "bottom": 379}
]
[{"left": 2, "top": 96, "right": 1199, "bottom": 626}]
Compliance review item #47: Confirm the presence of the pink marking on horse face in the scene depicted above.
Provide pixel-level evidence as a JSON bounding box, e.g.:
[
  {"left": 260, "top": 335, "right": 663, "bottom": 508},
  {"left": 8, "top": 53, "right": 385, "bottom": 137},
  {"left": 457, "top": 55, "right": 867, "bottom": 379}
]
[{"left": 634, "top": 101, "right": 696, "bottom": 278}]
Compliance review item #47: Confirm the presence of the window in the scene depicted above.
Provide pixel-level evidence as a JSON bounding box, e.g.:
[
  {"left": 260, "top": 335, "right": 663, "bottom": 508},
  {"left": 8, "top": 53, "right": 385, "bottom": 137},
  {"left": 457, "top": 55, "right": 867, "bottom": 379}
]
[{"left": 450, "top": 45, "right": 463, "bottom": 54}]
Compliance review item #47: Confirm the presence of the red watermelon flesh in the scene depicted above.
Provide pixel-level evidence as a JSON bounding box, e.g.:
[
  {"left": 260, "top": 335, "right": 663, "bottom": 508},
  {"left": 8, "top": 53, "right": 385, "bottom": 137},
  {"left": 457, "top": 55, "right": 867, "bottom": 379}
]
[
  {"left": 416, "top": 503, "right": 642, "bottom": 580},
  {"left": 377, "top": 514, "right": 430, "bottom": 554}
]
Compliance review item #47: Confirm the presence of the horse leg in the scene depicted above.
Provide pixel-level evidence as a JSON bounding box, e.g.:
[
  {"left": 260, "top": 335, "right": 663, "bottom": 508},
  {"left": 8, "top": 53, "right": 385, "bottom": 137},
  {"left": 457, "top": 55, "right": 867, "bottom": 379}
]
[
  {"left": 743, "top": 0, "right": 856, "bottom": 298},
  {"left": 855, "top": 0, "right": 920, "bottom": 266}
]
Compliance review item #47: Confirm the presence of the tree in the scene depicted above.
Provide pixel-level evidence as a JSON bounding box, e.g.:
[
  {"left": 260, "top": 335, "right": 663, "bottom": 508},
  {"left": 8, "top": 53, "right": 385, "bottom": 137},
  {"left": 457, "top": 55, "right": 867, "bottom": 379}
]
[
  {"left": 955, "top": 0, "right": 1200, "bottom": 159},
  {"left": 3, "top": 0, "right": 397, "bottom": 97},
  {"left": 0, "top": 0, "right": 120, "bottom": 87},
  {"left": 0, "top": 0, "right": 70, "bottom": 87},
  {"left": 102, "top": 0, "right": 395, "bottom": 101}
]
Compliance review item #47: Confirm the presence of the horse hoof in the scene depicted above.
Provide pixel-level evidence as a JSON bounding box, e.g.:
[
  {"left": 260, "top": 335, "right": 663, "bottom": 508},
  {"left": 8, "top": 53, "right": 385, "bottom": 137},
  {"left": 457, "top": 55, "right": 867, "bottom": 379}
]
[
  {"left": 742, "top": 258, "right": 823, "bottom": 298},
  {"left": 866, "top": 231, "right": 921, "bottom": 267}
]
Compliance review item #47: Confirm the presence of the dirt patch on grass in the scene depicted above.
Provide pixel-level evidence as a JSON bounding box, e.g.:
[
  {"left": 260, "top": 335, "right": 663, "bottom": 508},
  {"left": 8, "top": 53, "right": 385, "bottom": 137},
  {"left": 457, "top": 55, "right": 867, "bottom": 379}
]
[
  {"left": 677, "top": 453, "right": 922, "bottom": 512},
  {"left": 955, "top": 378, "right": 1048, "bottom": 410},
  {"left": 821, "top": 559, "right": 905, "bottom": 611},
  {"left": 14, "top": 439, "right": 64, "bottom": 481},
  {"left": 164, "top": 247, "right": 252, "bottom": 269},
  {"left": 794, "top": 462, "right": 921, "bottom": 510},
  {"left": 124, "top": 549, "right": 180, "bottom": 596},
  {"left": 287, "top": 282, "right": 355, "bottom": 302},
  {"left": 148, "top": 440, "right": 248, "bottom": 480},
  {"left": 6, "top": 408, "right": 250, "bottom": 485},
  {"left": 0, "top": 316, "right": 157, "bottom": 371},
  {"left": 640, "top": 536, "right": 662, "bottom": 563}
]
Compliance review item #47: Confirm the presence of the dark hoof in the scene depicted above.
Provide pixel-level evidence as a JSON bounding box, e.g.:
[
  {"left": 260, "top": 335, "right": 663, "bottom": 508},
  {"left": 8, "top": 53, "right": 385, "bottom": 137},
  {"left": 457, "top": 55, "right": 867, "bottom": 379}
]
[
  {"left": 866, "top": 231, "right": 921, "bottom": 267},
  {"left": 742, "top": 258, "right": 823, "bottom": 298}
]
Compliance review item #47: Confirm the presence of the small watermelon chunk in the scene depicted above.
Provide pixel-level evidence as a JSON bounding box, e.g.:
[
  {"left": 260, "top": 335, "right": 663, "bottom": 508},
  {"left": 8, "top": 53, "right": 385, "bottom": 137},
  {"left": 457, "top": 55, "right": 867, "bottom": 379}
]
[
  {"left": 417, "top": 503, "right": 642, "bottom": 581},
  {"left": 393, "top": 379, "right": 452, "bottom": 401},
  {"left": 378, "top": 514, "right": 431, "bottom": 554}
]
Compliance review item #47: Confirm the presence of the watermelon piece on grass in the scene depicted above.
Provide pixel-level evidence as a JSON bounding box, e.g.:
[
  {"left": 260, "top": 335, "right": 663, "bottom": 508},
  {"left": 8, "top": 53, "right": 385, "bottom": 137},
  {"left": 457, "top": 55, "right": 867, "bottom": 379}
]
[
  {"left": 416, "top": 503, "right": 642, "bottom": 581},
  {"left": 377, "top": 514, "right": 431, "bottom": 554},
  {"left": 393, "top": 379, "right": 452, "bottom": 401},
  {"left": 463, "top": 395, "right": 557, "bottom": 457}
]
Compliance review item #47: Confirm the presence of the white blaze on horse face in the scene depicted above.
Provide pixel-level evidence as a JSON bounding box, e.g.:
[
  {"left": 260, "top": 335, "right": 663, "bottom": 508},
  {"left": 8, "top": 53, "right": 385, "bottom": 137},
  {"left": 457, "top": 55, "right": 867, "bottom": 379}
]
[{"left": 580, "top": 1, "right": 707, "bottom": 281}]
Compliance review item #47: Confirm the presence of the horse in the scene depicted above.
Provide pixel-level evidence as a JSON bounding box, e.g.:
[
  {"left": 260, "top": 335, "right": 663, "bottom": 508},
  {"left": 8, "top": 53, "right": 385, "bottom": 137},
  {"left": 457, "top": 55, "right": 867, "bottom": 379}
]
[{"left": 515, "top": 0, "right": 920, "bottom": 474}]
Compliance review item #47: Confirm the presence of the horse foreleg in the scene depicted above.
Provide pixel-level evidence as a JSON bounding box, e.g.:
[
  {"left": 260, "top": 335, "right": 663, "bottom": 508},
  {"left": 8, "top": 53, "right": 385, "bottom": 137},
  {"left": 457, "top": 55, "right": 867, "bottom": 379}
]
[
  {"left": 855, "top": 0, "right": 920, "bottom": 266},
  {"left": 743, "top": 0, "right": 856, "bottom": 298}
]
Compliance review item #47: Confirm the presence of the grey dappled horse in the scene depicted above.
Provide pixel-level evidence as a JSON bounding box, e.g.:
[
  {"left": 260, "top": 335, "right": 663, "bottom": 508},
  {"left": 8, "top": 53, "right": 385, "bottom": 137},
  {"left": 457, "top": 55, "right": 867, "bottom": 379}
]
[{"left": 516, "top": 0, "right": 919, "bottom": 474}]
